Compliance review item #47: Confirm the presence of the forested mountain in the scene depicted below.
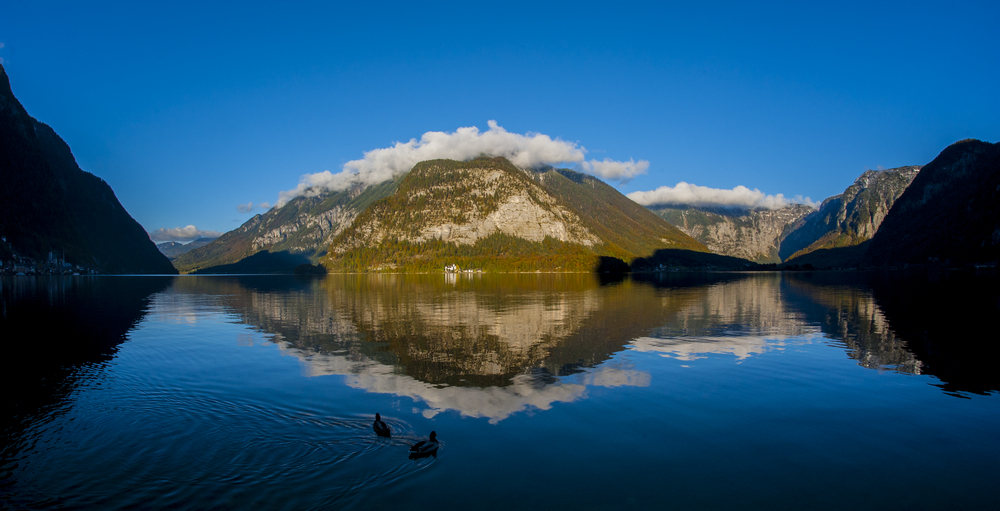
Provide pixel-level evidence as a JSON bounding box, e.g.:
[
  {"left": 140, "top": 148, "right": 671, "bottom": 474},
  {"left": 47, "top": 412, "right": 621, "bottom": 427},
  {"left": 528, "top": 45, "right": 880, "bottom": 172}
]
[
  {"left": 0, "top": 64, "right": 175, "bottom": 274},
  {"left": 324, "top": 157, "right": 706, "bottom": 272}
]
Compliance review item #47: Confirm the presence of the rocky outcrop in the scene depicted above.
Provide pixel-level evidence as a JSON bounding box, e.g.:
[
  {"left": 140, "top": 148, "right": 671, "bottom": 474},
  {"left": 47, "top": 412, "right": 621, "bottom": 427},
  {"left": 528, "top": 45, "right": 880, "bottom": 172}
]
[
  {"left": 251, "top": 202, "right": 359, "bottom": 251},
  {"left": 174, "top": 179, "right": 398, "bottom": 272},
  {"left": 652, "top": 205, "right": 814, "bottom": 263},
  {"left": 413, "top": 191, "right": 600, "bottom": 246},
  {"left": 781, "top": 166, "right": 920, "bottom": 261},
  {"left": 648, "top": 166, "right": 921, "bottom": 264}
]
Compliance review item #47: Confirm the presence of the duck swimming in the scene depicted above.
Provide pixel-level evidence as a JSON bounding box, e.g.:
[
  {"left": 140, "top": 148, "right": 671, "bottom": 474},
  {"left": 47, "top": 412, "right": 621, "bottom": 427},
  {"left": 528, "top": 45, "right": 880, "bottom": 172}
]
[
  {"left": 408, "top": 431, "right": 439, "bottom": 459},
  {"left": 373, "top": 413, "right": 391, "bottom": 438}
]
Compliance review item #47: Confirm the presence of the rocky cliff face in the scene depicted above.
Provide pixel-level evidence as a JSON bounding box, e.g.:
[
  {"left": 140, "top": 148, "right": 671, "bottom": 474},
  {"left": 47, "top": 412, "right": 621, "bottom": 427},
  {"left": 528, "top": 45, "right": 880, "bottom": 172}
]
[
  {"left": 651, "top": 205, "right": 814, "bottom": 263},
  {"left": 781, "top": 166, "right": 920, "bottom": 260},
  {"left": 173, "top": 178, "right": 399, "bottom": 272},
  {"left": 648, "top": 166, "right": 920, "bottom": 264}
]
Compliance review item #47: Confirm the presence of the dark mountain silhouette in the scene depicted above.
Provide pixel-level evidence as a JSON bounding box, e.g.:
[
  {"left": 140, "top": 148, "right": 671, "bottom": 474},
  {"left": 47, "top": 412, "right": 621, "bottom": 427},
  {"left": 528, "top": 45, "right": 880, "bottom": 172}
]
[
  {"left": 191, "top": 250, "right": 312, "bottom": 274},
  {"left": 0, "top": 63, "right": 175, "bottom": 274},
  {"left": 862, "top": 139, "right": 1000, "bottom": 267}
]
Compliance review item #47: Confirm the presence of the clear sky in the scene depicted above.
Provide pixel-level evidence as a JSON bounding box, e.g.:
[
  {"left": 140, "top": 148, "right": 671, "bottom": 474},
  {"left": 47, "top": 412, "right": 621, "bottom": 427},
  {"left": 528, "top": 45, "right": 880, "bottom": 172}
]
[{"left": 2, "top": 1, "right": 998, "bottom": 241}]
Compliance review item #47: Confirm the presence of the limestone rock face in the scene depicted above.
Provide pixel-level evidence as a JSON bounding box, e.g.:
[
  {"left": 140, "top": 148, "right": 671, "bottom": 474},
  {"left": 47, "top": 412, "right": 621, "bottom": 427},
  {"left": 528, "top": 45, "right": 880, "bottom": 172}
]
[
  {"left": 780, "top": 166, "right": 920, "bottom": 260},
  {"left": 413, "top": 192, "right": 599, "bottom": 246},
  {"left": 863, "top": 140, "right": 1000, "bottom": 267},
  {"left": 650, "top": 166, "right": 921, "bottom": 263},
  {"left": 252, "top": 203, "right": 358, "bottom": 252},
  {"left": 652, "top": 205, "right": 814, "bottom": 263},
  {"left": 174, "top": 180, "right": 398, "bottom": 272}
]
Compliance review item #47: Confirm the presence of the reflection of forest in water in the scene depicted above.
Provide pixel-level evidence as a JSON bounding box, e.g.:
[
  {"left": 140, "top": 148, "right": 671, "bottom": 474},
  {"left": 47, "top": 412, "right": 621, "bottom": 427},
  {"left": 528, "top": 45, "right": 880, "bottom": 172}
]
[{"left": 157, "top": 270, "right": 999, "bottom": 419}]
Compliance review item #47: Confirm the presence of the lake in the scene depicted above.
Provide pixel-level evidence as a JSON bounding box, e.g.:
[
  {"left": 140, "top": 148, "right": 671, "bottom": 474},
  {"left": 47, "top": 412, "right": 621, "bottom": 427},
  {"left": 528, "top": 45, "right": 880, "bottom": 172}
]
[{"left": 2, "top": 271, "right": 998, "bottom": 510}]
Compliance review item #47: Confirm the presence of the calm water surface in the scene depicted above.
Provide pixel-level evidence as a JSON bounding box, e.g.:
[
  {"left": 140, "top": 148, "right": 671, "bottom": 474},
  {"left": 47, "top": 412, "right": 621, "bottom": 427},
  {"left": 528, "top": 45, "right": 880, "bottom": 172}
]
[{"left": 2, "top": 271, "right": 998, "bottom": 510}]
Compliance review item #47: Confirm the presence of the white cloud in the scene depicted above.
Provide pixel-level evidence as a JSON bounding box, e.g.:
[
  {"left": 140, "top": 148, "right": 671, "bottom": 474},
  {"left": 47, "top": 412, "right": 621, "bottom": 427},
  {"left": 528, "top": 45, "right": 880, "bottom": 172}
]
[
  {"left": 236, "top": 201, "right": 272, "bottom": 214},
  {"left": 581, "top": 158, "right": 649, "bottom": 182},
  {"left": 627, "top": 182, "right": 818, "bottom": 210},
  {"left": 149, "top": 225, "right": 223, "bottom": 242},
  {"left": 276, "top": 121, "right": 649, "bottom": 206}
]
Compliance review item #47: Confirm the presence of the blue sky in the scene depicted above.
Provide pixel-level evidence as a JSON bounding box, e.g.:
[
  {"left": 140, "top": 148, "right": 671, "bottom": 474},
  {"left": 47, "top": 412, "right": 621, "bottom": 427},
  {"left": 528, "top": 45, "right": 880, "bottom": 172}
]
[{"left": 2, "top": 1, "right": 998, "bottom": 240}]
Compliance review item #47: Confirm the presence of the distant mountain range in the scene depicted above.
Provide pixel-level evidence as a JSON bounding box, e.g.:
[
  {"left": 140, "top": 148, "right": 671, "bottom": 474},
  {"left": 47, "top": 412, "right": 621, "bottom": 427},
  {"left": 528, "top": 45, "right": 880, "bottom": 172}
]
[
  {"left": 156, "top": 237, "right": 218, "bottom": 259},
  {"left": 649, "top": 166, "right": 921, "bottom": 264},
  {"left": 649, "top": 204, "right": 814, "bottom": 263},
  {"left": 172, "top": 180, "right": 397, "bottom": 273},
  {"left": 181, "top": 156, "right": 707, "bottom": 273},
  {"left": 0, "top": 64, "right": 175, "bottom": 274},
  {"left": 7, "top": 62, "right": 988, "bottom": 274},
  {"left": 778, "top": 141, "right": 998, "bottom": 269},
  {"left": 177, "top": 137, "right": 997, "bottom": 273}
]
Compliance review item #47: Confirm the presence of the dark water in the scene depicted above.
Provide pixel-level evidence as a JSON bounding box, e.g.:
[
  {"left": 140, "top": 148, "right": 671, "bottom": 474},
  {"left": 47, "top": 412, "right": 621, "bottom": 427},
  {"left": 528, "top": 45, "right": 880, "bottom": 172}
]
[{"left": 1, "top": 271, "right": 998, "bottom": 510}]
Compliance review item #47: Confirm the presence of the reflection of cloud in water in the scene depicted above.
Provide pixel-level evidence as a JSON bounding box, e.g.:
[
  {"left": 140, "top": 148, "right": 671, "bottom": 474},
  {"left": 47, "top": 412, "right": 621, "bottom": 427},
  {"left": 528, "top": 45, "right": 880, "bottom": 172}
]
[
  {"left": 281, "top": 342, "right": 648, "bottom": 423},
  {"left": 630, "top": 332, "right": 824, "bottom": 361}
]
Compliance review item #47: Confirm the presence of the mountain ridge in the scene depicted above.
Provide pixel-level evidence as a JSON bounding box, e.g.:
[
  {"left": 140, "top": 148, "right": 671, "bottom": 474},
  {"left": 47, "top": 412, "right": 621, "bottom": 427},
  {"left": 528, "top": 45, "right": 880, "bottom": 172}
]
[{"left": 0, "top": 64, "right": 176, "bottom": 274}]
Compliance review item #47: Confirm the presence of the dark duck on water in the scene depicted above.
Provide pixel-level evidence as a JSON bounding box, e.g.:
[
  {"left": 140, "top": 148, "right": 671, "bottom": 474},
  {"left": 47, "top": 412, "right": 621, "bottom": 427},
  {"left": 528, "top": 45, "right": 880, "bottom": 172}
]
[
  {"left": 373, "top": 413, "right": 391, "bottom": 438},
  {"left": 409, "top": 431, "right": 439, "bottom": 459}
]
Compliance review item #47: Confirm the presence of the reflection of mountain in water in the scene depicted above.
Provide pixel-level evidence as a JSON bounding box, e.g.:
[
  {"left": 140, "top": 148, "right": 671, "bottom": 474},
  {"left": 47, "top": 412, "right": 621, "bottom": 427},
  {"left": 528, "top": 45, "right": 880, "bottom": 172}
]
[
  {"left": 782, "top": 270, "right": 1000, "bottom": 395},
  {"left": 162, "top": 270, "right": 998, "bottom": 423},
  {"left": 867, "top": 271, "right": 999, "bottom": 395},
  {"left": 1, "top": 276, "right": 172, "bottom": 484},
  {"left": 169, "top": 274, "right": 680, "bottom": 421},
  {"left": 781, "top": 273, "right": 922, "bottom": 374},
  {"left": 630, "top": 273, "right": 821, "bottom": 360}
]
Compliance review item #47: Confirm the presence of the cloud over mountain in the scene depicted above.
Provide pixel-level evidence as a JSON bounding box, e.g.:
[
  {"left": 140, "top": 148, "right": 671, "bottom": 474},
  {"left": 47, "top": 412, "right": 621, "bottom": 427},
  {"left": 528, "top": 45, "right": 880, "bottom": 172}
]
[
  {"left": 627, "top": 182, "right": 817, "bottom": 210},
  {"left": 237, "top": 201, "right": 271, "bottom": 214},
  {"left": 149, "top": 225, "right": 223, "bottom": 242},
  {"left": 277, "top": 121, "right": 649, "bottom": 206}
]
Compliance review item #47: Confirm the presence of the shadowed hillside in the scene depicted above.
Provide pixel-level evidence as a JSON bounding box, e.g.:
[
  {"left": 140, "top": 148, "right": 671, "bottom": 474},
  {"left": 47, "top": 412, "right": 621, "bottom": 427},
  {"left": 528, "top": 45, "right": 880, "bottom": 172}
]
[
  {"left": 862, "top": 139, "right": 1000, "bottom": 267},
  {"left": 0, "top": 64, "right": 175, "bottom": 274}
]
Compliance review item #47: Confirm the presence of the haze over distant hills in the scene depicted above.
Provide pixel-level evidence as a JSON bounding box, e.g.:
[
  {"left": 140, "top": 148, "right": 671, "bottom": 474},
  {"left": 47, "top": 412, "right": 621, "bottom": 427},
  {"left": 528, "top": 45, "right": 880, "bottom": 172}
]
[{"left": 0, "top": 64, "right": 175, "bottom": 274}]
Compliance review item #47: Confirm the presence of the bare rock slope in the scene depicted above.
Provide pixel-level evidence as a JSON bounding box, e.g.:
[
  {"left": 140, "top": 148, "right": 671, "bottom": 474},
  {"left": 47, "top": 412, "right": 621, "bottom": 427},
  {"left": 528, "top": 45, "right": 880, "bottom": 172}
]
[{"left": 651, "top": 205, "right": 814, "bottom": 263}]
